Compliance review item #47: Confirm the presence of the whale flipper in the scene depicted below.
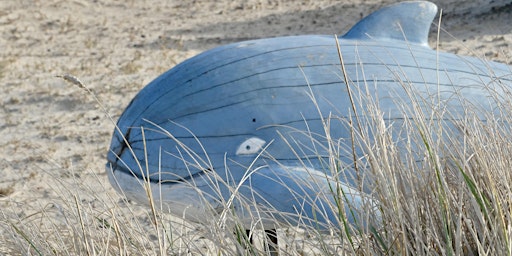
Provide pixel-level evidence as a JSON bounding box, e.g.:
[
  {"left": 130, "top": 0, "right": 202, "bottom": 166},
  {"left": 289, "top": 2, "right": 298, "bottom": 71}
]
[{"left": 342, "top": 1, "right": 437, "bottom": 47}]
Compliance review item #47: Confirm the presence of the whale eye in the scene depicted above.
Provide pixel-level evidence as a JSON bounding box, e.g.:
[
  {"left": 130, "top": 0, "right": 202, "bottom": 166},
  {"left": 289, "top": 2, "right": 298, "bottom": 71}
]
[{"left": 236, "top": 137, "right": 266, "bottom": 155}]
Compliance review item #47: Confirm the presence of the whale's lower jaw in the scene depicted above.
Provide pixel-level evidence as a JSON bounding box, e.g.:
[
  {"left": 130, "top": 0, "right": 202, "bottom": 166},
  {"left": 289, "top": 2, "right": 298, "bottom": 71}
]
[
  {"left": 105, "top": 164, "right": 278, "bottom": 227},
  {"left": 106, "top": 164, "right": 218, "bottom": 223},
  {"left": 106, "top": 163, "right": 376, "bottom": 229}
]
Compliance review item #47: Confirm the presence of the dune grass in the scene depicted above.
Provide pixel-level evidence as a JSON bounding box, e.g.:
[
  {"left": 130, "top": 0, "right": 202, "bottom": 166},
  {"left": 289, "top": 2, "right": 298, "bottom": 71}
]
[{"left": 2, "top": 38, "right": 512, "bottom": 255}]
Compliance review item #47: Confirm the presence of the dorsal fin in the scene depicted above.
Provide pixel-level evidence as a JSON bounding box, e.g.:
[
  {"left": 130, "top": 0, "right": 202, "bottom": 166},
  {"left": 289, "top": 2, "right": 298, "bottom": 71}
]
[{"left": 342, "top": 1, "right": 437, "bottom": 47}]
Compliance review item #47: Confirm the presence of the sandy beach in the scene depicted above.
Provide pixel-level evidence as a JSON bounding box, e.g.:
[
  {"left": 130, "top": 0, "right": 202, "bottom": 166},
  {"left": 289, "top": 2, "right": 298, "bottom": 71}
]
[{"left": 1, "top": 0, "right": 511, "bottom": 254}]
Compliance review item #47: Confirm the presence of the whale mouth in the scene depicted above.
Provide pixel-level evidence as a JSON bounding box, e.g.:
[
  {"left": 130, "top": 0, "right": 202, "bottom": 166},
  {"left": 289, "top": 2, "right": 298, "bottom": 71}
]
[
  {"left": 106, "top": 128, "right": 208, "bottom": 185},
  {"left": 107, "top": 125, "right": 219, "bottom": 187},
  {"left": 106, "top": 153, "right": 212, "bottom": 186}
]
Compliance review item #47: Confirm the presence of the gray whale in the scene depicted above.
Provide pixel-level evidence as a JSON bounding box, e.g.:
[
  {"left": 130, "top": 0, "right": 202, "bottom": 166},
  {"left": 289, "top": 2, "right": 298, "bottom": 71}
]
[{"left": 106, "top": 1, "right": 512, "bottom": 229}]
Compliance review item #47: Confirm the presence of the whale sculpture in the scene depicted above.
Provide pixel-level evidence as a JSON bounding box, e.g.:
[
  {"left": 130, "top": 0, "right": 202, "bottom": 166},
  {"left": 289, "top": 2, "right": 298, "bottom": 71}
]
[{"left": 106, "top": 0, "right": 512, "bottom": 232}]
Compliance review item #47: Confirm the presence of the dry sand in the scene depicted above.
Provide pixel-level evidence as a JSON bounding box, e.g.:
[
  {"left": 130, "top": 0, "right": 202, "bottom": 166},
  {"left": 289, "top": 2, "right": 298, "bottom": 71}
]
[{"left": 0, "top": 0, "right": 510, "bottom": 254}]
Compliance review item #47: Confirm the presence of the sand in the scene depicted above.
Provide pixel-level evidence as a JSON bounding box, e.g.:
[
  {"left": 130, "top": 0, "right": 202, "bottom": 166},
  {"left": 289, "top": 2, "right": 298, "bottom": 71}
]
[{"left": 0, "top": 0, "right": 510, "bottom": 254}]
